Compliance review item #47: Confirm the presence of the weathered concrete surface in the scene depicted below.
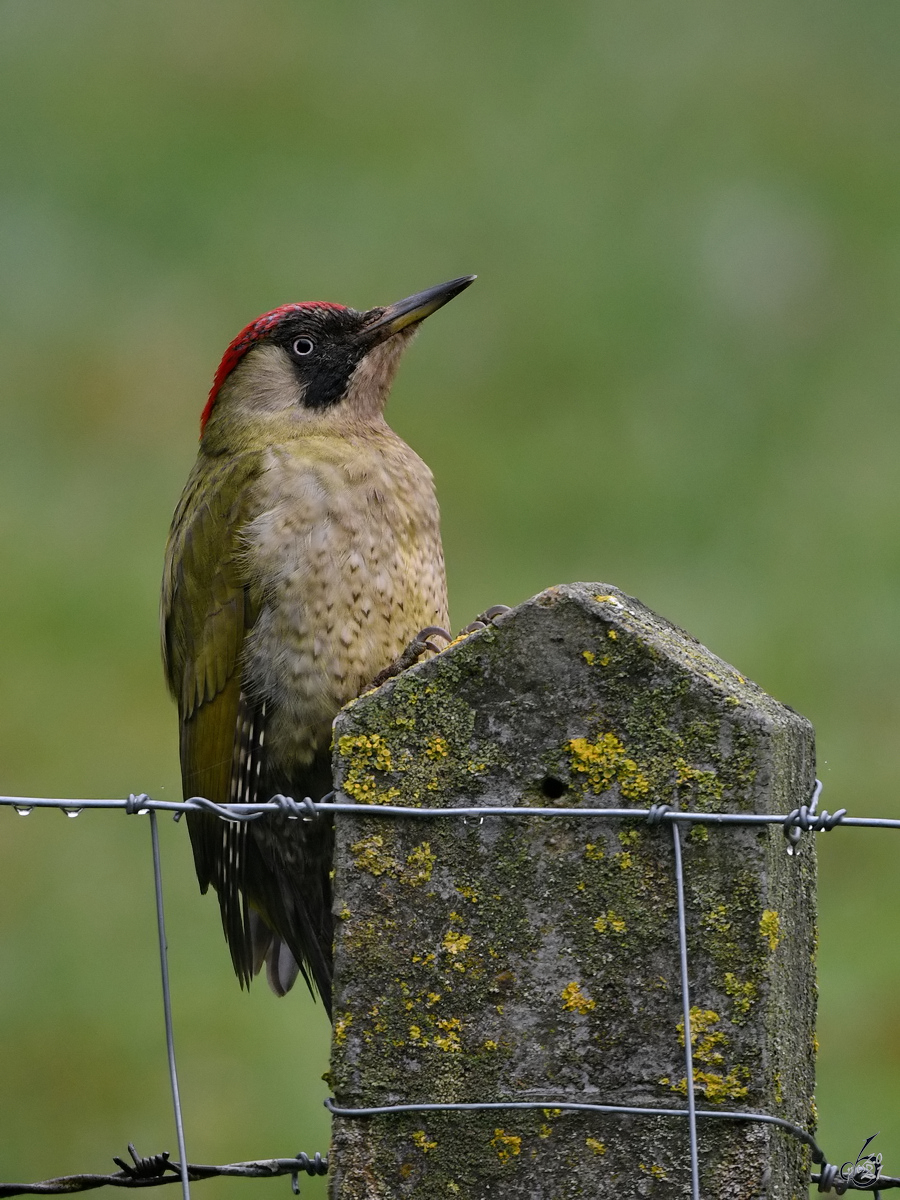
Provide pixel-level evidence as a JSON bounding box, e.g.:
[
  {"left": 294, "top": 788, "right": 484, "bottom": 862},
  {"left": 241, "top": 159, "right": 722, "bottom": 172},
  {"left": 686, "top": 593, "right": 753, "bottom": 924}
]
[{"left": 328, "top": 583, "right": 817, "bottom": 1199}]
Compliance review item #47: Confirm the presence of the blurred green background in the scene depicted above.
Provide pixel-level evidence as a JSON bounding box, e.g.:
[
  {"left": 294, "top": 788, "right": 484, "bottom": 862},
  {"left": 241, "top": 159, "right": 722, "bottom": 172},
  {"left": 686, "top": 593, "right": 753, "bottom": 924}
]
[{"left": 1, "top": 0, "right": 898, "bottom": 1193}]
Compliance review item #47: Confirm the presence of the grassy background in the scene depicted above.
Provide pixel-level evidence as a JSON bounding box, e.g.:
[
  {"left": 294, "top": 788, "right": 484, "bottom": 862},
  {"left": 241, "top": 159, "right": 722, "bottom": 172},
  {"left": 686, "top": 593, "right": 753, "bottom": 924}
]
[{"left": 1, "top": 1, "right": 899, "bottom": 1192}]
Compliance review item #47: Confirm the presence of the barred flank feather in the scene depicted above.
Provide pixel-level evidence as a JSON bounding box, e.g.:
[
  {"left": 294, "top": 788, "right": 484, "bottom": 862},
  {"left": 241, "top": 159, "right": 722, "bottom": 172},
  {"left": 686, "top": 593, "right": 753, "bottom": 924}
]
[{"left": 212, "top": 693, "right": 263, "bottom": 988}]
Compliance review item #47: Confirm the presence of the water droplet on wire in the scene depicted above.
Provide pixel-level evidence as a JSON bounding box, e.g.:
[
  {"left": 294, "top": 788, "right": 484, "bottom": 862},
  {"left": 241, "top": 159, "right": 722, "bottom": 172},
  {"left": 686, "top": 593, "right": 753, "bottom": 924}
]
[
  {"left": 63, "top": 807, "right": 83, "bottom": 819},
  {"left": 14, "top": 805, "right": 32, "bottom": 816}
]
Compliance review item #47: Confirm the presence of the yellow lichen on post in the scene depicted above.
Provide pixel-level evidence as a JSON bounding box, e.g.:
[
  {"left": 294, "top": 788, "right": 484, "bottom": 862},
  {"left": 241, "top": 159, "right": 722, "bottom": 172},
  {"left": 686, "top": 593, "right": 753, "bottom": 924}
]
[
  {"left": 662, "top": 1065, "right": 750, "bottom": 1103},
  {"left": 760, "top": 909, "right": 781, "bottom": 952},
  {"left": 674, "top": 756, "right": 724, "bottom": 805},
  {"left": 424, "top": 735, "right": 450, "bottom": 760},
  {"left": 665, "top": 1007, "right": 751, "bottom": 1102},
  {"left": 724, "top": 972, "right": 757, "bottom": 1019},
  {"left": 338, "top": 732, "right": 400, "bottom": 804},
  {"left": 433, "top": 1017, "right": 462, "bottom": 1052},
  {"left": 567, "top": 732, "right": 649, "bottom": 800},
  {"left": 593, "top": 910, "right": 627, "bottom": 935},
  {"left": 442, "top": 930, "right": 471, "bottom": 955},
  {"left": 491, "top": 1130, "right": 522, "bottom": 1164},
  {"left": 350, "top": 834, "right": 397, "bottom": 875},
  {"left": 405, "top": 842, "right": 436, "bottom": 885},
  {"left": 560, "top": 981, "right": 596, "bottom": 1013},
  {"left": 333, "top": 1013, "right": 352, "bottom": 1046},
  {"left": 350, "top": 835, "right": 436, "bottom": 885},
  {"left": 678, "top": 1007, "right": 727, "bottom": 1065}
]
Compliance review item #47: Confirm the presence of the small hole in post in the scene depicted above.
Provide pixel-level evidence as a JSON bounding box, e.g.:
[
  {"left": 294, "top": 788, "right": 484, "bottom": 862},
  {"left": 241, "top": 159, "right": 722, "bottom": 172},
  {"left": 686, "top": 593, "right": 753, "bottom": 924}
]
[{"left": 541, "top": 776, "right": 566, "bottom": 800}]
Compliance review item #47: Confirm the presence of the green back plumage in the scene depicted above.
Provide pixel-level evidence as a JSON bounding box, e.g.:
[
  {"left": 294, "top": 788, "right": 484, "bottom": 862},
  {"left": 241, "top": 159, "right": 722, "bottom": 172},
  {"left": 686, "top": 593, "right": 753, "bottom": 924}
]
[{"left": 161, "top": 451, "right": 264, "bottom": 980}]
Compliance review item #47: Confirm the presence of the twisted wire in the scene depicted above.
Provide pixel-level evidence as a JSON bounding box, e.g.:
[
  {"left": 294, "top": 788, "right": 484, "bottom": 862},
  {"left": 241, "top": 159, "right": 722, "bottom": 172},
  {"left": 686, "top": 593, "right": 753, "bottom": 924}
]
[{"left": 0, "top": 783, "right": 873, "bottom": 833}]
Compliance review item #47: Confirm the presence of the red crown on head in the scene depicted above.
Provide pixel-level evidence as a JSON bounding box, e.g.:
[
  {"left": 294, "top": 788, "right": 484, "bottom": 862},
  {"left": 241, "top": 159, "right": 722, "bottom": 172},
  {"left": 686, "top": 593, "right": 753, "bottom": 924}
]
[{"left": 200, "top": 302, "right": 347, "bottom": 434}]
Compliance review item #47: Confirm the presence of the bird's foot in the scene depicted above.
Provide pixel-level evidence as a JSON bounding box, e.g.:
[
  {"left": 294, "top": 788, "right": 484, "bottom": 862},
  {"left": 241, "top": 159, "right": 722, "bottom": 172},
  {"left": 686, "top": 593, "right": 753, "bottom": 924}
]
[
  {"left": 459, "top": 604, "right": 511, "bottom": 635},
  {"left": 370, "top": 626, "right": 453, "bottom": 688}
]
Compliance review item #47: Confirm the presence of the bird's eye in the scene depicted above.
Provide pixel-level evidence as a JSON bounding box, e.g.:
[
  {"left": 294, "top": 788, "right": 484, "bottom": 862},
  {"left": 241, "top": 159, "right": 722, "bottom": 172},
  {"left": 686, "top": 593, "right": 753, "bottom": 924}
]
[{"left": 291, "top": 336, "right": 315, "bottom": 357}]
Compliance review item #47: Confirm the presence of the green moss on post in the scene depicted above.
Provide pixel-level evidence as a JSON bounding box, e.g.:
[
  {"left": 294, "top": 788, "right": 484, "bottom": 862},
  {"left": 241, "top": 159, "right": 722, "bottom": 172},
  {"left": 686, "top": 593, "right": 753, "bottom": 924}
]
[{"left": 328, "top": 583, "right": 817, "bottom": 1198}]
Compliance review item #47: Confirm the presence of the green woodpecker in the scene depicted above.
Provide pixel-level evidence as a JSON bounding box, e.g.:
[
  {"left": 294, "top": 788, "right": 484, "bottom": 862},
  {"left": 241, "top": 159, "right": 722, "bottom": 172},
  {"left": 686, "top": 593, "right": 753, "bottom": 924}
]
[{"left": 161, "top": 276, "right": 475, "bottom": 1015}]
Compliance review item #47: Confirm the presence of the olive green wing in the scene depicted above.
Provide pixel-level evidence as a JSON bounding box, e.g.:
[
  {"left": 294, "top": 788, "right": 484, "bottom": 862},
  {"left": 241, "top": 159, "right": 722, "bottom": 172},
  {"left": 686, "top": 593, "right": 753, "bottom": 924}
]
[{"left": 161, "top": 452, "right": 265, "bottom": 983}]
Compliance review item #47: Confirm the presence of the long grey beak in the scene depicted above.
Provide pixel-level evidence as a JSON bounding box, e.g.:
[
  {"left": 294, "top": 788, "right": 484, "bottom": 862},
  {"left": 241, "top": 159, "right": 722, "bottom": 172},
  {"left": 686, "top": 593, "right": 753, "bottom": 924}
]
[{"left": 366, "top": 275, "right": 477, "bottom": 339}]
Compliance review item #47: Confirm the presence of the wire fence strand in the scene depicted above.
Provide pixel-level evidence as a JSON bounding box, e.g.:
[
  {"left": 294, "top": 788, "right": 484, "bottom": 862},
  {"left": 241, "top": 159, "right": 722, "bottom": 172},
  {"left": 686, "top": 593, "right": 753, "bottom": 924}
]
[
  {"left": 148, "top": 812, "right": 190, "bottom": 1200},
  {"left": 671, "top": 819, "right": 700, "bottom": 1200},
  {"left": 0, "top": 782, "right": 890, "bottom": 1196}
]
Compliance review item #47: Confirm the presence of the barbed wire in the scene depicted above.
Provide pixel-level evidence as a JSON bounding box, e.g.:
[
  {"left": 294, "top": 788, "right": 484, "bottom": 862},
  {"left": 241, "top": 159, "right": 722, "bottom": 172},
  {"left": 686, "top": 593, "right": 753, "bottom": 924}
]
[
  {"left": 0, "top": 1148, "right": 329, "bottom": 1197},
  {"left": 0, "top": 782, "right": 889, "bottom": 1197}
]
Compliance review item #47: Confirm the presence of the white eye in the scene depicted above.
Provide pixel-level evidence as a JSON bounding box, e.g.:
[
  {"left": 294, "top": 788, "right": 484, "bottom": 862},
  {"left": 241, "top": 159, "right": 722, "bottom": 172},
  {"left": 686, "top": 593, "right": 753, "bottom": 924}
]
[{"left": 292, "top": 336, "right": 315, "bottom": 357}]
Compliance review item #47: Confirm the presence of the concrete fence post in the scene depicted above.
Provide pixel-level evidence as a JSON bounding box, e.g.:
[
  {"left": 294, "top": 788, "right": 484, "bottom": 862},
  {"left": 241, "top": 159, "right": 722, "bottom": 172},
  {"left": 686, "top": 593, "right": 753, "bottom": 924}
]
[{"left": 327, "top": 583, "right": 816, "bottom": 1198}]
